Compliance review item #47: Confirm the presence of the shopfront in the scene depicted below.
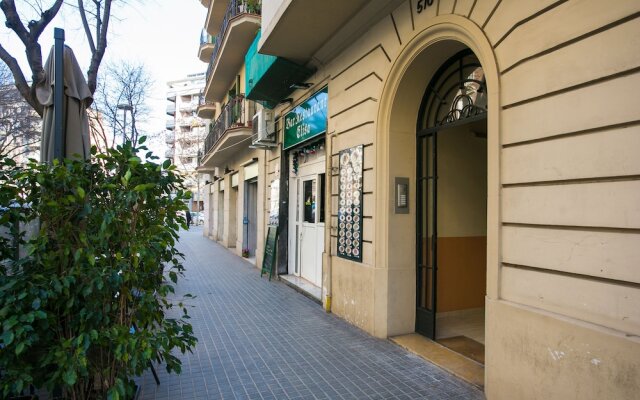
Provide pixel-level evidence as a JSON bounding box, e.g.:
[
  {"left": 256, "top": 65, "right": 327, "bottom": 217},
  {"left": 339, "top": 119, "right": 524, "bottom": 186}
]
[
  {"left": 257, "top": 1, "right": 640, "bottom": 397},
  {"left": 283, "top": 87, "right": 328, "bottom": 292}
]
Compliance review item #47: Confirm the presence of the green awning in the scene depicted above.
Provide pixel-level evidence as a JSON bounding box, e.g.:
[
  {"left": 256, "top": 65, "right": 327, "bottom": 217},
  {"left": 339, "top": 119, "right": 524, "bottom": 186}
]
[{"left": 245, "top": 30, "right": 314, "bottom": 109}]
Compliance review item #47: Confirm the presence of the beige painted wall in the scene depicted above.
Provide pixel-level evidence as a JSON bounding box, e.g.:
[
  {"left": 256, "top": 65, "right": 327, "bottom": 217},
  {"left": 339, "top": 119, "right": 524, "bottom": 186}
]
[
  {"left": 436, "top": 124, "right": 487, "bottom": 312},
  {"left": 436, "top": 125, "right": 487, "bottom": 238},
  {"left": 286, "top": 0, "right": 640, "bottom": 397},
  {"left": 207, "top": 146, "right": 266, "bottom": 262},
  {"left": 223, "top": 175, "right": 237, "bottom": 248},
  {"left": 202, "top": 0, "right": 640, "bottom": 397},
  {"left": 202, "top": 180, "right": 211, "bottom": 235}
]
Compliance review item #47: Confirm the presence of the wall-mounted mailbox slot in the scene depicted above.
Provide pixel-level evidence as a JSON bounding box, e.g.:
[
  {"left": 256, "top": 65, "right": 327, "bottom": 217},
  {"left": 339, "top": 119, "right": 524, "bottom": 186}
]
[{"left": 395, "top": 177, "right": 409, "bottom": 214}]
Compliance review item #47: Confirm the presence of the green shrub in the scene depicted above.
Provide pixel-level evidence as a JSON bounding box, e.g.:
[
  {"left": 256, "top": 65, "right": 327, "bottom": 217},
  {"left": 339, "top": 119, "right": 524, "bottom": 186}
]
[{"left": 0, "top": 138, "right": 196, "bottom": 399}]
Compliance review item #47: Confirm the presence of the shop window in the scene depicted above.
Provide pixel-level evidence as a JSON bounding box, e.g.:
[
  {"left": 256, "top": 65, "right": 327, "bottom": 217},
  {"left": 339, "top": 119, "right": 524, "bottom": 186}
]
[{"left": 303, "top": 179, "right": 316, "bottom": 223}]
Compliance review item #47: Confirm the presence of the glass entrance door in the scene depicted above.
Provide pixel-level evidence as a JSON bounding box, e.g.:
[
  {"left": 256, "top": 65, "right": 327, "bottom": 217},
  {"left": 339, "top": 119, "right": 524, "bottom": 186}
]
[
  {"left": 300, "top": 177, "right": 318, "bottom": 284},
  {"left": 416, "top": 131, "right": 437, "bottom": 338},
  {"left": 287, "top": 146, "right": 326, "bottom": 287}
]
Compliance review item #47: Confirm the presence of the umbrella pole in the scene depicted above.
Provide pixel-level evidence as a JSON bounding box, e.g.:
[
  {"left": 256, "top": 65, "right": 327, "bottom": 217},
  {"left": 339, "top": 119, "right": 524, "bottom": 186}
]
[{"left": 53, "top": 28, "right": 65, "bottom": 161}]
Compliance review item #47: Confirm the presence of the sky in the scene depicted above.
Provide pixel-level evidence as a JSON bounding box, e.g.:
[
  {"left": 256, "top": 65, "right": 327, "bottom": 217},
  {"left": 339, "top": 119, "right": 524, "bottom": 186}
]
[{"left": 1, "top": 0, "right": 207, "bottom": 155}]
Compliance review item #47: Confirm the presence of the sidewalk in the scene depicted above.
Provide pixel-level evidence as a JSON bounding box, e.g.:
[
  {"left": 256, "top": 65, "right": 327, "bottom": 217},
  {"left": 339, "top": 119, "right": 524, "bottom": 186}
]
[{"left": 136, "top": 227, "right": 484, "bottom": 399}]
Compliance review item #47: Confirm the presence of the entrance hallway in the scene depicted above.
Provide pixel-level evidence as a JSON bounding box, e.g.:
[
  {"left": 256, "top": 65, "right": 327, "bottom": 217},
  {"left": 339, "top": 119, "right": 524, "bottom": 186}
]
[{"left": 136, "top": 227, "right": 483, "bottom": 399}]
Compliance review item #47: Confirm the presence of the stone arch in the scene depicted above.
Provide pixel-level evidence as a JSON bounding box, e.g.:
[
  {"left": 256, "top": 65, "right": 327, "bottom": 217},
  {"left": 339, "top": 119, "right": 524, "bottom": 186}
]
[{"left": 373, "top": 15, "right": 500, "bottom": 341}]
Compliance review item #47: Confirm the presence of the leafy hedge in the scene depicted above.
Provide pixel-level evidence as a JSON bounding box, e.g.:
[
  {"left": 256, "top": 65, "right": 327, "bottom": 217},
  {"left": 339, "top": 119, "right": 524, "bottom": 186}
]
[{"left": 0, "top": 138, "right": 196, "bottom": 399}]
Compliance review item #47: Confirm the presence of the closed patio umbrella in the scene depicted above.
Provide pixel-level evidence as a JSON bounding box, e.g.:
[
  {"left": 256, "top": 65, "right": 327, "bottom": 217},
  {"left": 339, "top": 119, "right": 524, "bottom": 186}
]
[{"left": 36, "top": 43, "right": 92, "bottom": 162}]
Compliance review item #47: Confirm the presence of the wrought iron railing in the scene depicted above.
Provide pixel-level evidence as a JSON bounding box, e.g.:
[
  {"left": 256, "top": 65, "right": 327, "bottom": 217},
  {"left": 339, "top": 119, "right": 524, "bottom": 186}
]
[
  {"left": 206, "top": 0, "right": 262, "bottom": 84},
  {"left": 201, "top": 95, "right": 254, "bottom": 160}
]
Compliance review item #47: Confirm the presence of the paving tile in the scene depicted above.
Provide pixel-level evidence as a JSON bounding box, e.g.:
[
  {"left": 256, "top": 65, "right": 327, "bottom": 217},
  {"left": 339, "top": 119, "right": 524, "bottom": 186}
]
[{"left": 136, "top": 227, "right": 484, "bottom": 400}]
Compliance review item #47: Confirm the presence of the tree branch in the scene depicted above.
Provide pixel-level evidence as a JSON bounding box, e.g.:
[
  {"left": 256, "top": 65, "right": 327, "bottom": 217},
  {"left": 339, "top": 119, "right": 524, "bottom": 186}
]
[
  {"left": 0, "top": 0, "right": 30, "bottom": 45},
  {"left": 77, "top": 0, "right": 96, "bottom": 53},
  {"left": 0, "top": 43, "right": 42, "bottom": 115},
  {"left": 28, "top": 0, "right": 64, "bottom": 40},
  {"left": 86, "top": 0, "right": 111, "bottom": 93},
  {"left": 0, "top": 0, "right": 64, "bottom": 113}
]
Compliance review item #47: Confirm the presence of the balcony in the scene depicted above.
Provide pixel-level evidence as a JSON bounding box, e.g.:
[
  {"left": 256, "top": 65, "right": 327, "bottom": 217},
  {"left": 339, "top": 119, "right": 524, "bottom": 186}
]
[
  {"left": 200, "top": 0, "right": 211, "bottom": 7},
  {"left": 197, "top": 93, "right": 216, "bottom": 119},
  {"left": 166, "top": 103, "right": 176, "bottom": 116},
  {"left": 204, "top": 0, "right": 261, "bottom": 102},
  {"left": 199, "top": 95, "right": 255, "bottom": 169},
  {"left": 198, "top": 29, "right": 216, "bottom": 63},
  {"left": 204, "top": 0, "right": 229, "bottom": 36},
  {"left": 259, "top": 0, "right": 403, "bottom": 64},
  {"left": 166, "top": 132, "right": 175, "bottom": 145},
  {"left": 245, "top": 30, "right": 314, "bottom": 108},
  {"left": 165, "top": 148, "right": 175, "bottom": 159},
  {"left": 177, "top": 134, "right": 202, "bottom": 146},
  {"left": 178, "top": 147, "right": 200, "bottom": 158},
  {"left": 166, "top": 119, "right": 175, "bottom": 130},
  {"left": 167, "top": 93, "right": 176, "bottom": 102},
  {"left": 180, "top": 101, "right": 197, "bottom": 112}
]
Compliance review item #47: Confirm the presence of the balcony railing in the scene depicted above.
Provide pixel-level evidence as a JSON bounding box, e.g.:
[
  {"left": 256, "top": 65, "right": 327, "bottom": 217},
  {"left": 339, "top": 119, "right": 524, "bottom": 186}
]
[
  {"left": 197, "top": 92, "right": 216, "bottom": 114},
  {"left": 198, "top": 92, "right": 215, "bottom": 108},
  {"left": 177, "top": 134, "right": 202, "bottom": 145},
  {"left": 166, "top": 119, "right": 175, "bottom": 130},
  {"left": 200, "top": 29, "right": 215, "bottom": 46},
  {"left": 202, "top": 94, "right": 253, "bottom": 158},
  {"left": 178, "top": 148, "right": 200, "bottom": 158},
  {"left": 179, "top": 116, "right": 195, "bottom": 127},
  {"left": 206, "top": 0, "right": 262, "bottom": 84},
  {"left": 178, "top": 104, "right": 188, "bottom": 112}
]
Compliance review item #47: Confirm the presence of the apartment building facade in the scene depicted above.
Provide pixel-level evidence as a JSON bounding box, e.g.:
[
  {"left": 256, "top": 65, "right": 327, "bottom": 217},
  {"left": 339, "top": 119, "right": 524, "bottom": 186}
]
[
  {"left": 197, "top": 0, "right": 640, "bottom": 398},
  {"left": 166, "top": 73, "right": 207, "bottom": 212},
  {"left": 197, "top": 0, "right": 267, "bottom": 262},
  {"left": 0, "top": 83, "right": 41, "bottom": 164}
]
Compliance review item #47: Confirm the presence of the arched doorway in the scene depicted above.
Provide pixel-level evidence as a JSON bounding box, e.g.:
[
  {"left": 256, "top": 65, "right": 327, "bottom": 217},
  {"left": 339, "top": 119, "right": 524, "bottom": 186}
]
[
  {"left": 375, "top": 17, "right": 500, "bottom": 389},
  {"left": 415, "top": 49, "right": 488, "bottom": 359},
  {"left": 376, "top": 15, "right": 500, "bottom": 343}
]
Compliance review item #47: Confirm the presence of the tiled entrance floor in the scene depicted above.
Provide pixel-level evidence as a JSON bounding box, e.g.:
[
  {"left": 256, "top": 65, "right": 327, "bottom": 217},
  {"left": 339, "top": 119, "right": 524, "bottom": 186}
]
[
  {"left": 436, "top": 308, "right": 485, "bottom": 344},
  {"left": 136, "top": 227, "right": 484, "bottom": 399}
]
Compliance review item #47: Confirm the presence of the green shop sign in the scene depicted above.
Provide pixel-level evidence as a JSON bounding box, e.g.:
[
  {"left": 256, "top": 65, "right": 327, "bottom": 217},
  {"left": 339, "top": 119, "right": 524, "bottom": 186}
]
[{"left": 283, "top": 87, "right": 328, "bottom": 150}]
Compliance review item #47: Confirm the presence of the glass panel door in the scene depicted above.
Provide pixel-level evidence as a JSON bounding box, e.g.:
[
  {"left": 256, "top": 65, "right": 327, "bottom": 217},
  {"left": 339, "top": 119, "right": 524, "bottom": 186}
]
[
  {"left": 300, "top": 177, "right": 318, "bottom": 284},
  {"left": 303, "top": 179, "right": 316, "bottom": 223},
  {"left": 416, "top": 131, "right": 437, "bottom": 339}
]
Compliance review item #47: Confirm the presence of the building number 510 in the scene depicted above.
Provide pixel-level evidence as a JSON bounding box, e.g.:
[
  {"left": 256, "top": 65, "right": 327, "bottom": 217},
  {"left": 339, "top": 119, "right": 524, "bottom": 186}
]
[{"left": 416, "top": 0, "right": 434, "bottom": 13}]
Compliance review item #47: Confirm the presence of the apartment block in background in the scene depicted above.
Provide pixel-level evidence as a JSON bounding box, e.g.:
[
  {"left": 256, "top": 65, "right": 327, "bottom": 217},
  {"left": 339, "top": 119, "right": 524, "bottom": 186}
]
[{"left": 166, "top": 73, "right": 207, "bottom": 212}]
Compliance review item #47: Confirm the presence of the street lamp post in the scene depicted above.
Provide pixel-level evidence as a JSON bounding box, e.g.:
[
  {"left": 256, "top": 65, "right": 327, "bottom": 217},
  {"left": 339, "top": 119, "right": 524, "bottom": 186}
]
[{"left": 117, "top": 104, "right": 133, "bottom": 143}]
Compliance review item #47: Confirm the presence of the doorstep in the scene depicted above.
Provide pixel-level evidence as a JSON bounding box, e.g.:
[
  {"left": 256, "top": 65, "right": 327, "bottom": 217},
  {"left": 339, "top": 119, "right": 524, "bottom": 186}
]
[
  {"left": 390, "top": 333, "right": 484, "bottom": 389},
  {"left": 279, "top": 275, "right": 322, "bottom": 305}
]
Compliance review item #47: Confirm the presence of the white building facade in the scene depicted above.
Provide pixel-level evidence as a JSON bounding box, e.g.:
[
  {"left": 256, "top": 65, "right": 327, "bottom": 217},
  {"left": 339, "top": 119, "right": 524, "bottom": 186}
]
[{"left": 166, "top": 73, "right": 207, "bottom": 212}]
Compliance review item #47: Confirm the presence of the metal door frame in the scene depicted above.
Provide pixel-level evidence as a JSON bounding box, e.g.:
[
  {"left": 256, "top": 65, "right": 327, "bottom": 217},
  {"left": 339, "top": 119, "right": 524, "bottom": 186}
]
[
  {"left": 414, "top": 48, "right": 488, "bottom": 339},
  {"left": 415, "top": 128, "right": 438, "bottom": 338}
]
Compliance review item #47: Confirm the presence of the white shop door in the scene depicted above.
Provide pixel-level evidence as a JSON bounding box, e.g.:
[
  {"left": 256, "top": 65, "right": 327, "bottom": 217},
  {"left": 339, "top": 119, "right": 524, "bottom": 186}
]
[{"left": 288, "top": 161, "right": 325, "bottom": 287}]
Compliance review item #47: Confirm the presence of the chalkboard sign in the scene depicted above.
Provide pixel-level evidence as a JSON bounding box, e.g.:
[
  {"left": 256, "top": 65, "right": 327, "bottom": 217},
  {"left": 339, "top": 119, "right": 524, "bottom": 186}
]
[{"left": 261, "top": 225, "right": 278, "bottom": 280}]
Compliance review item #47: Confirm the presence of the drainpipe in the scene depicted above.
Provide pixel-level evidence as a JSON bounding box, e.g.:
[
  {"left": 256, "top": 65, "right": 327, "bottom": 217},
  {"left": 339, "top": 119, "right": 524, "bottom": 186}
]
[{"left": 324, "top": 132, "right": 335, "bottom": 313}]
